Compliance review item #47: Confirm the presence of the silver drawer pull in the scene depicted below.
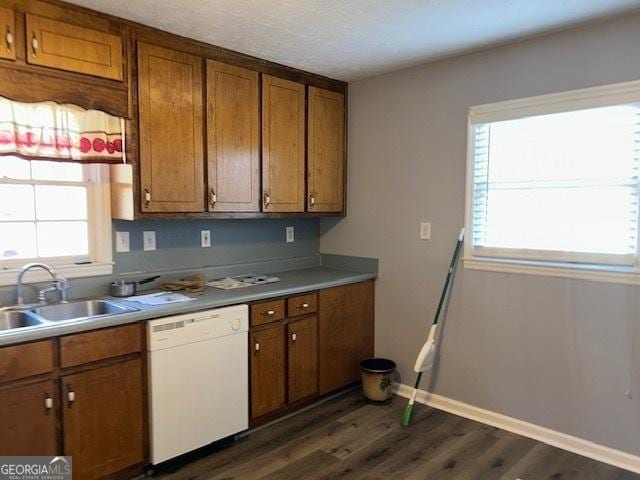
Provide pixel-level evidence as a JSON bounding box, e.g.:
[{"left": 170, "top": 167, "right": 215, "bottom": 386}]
[
  {"left": 297, "top": 303, "right": 309, "bottom": 309},
  {"left": 262, "top": 310, "right": 275, "bottom": 316},
  {"left": 291, "top": 332, "right": 297, "bottom": 342},
  {"left": 44, "top": 395, "right": 53, "bottom": 410},
  {"left": 255, "top": 343, "right": 260, "bottom": 351}
]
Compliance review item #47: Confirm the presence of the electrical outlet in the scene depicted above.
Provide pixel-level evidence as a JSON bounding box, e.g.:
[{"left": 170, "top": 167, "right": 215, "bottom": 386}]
[
  {"left": 115, "top": 231, "right": 130, "bottom": 252},
  {"left": 143, "top": 231, "right": 156, "bottom": 251},
  {"left": 286, "top": 226, "right": 295, "bottom": 243},
  {"left": 201, "top": 230, "right": 211, "bottom": 248},
  {"left": 420, "top": 222, "right": 431, "bottom": 240}
]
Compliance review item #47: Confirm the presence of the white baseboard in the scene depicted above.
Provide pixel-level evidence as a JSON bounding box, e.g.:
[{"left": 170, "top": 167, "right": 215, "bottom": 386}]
[{"left": 394, "top": 383, "right": 640, "bottom": 474}]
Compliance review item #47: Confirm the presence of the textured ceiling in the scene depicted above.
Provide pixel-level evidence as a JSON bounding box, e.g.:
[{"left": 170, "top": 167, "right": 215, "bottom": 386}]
[{"left": 68, "top": 0, "right": 640, "bottom": 81}]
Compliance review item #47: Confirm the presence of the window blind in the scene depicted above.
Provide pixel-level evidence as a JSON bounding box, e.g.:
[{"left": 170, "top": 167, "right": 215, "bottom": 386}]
[{"left": 469, "top": 103, "right": 640, "bottom": 266}]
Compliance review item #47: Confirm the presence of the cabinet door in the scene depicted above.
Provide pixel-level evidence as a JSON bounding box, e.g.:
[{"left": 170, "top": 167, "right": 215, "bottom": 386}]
[
  {"left": 25, "top": 14, "right": 122, "bottom": 80},
  {"left": 0, "top": 7, "right": 16, "bottom": 61},
  {"left": 319, "top": 281, "right": 375, "bottom": 394},
  {"left": 250, "top": 324, "right": 285, "bottom": 419},
  {"left": 138, "top": 42, "right": 204, "bottom": 212},
  {"left": 206, "top": 60, "right": 260, "bottom": 212},
  {"left": 288, "top": 316, "right": 318, "bottom": 403},
  {"left": 261, "top": 75, "right": 305, "bottom": 212},
  {"left": 307, "top": 87, "right": 345, "bottom": 212},
  {"left": 63, "top": 358, "right": 144, "bottom": 480},
  {"left": 0, "top": 380, "right": 57, "bottom": 455}
]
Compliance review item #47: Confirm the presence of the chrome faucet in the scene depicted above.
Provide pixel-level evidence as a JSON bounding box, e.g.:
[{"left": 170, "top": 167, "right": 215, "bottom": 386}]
[{"left": 16, "top": 263, "right": 69, "bottom": 306}]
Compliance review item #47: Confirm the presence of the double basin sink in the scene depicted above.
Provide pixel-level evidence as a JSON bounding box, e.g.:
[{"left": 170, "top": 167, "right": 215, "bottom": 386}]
[{"left": 0, "top": 299, "right": 138, "bottom": 332}]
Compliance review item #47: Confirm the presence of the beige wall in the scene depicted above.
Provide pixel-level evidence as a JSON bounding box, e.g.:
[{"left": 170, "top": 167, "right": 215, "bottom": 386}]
[{"left": 320, "top": 14, "right": 640, "bottom": 455}]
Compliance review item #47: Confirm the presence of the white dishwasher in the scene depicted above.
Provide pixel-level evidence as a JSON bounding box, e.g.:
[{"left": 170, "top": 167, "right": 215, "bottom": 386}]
[{"left": 147, "top": 304, "right": 248, "bottom": 465}]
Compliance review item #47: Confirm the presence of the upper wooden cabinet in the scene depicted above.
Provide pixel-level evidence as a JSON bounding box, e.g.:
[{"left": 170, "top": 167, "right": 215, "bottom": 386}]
[
  {"left": 262, "top": 75, "right": 306, "bottom": 212},
  {"left": 0, "top": 7, "right": 16, "bottom": 61},
  {"left": 308, "top": 87, "right": 345, "bottom": 213},
  {"left": 138, "top": 42, "right": 205, "bottom": 212},
  {"left": 25, "top": 14, "right": 123, "bottom": 80},
  {"left": 206, "top": 60, "right": 260, "bottom": 212}
]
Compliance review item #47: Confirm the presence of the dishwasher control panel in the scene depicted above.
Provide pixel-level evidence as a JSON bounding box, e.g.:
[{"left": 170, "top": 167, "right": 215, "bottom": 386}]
[{"left": 146, "top": 304, "right": 248, "bottom": 351}]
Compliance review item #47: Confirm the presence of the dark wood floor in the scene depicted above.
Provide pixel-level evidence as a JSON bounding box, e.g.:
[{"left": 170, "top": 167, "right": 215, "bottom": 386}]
[{"left": 155, "top": 390, "right": 640, "bottom": 480}]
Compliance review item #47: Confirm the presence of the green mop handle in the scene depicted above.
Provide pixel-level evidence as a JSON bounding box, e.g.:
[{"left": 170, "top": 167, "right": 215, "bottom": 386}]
[{"left": 432, "top": 228, "right": 465, "bottom": 327}]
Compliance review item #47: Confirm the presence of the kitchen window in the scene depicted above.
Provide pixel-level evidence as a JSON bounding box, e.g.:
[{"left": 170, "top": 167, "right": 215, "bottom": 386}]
[
  {"left": 0, "top": 156, "right": 112, "bottom": 284},
  {"left": 465, "top": 81, "right": 640, "bottom": 284}
]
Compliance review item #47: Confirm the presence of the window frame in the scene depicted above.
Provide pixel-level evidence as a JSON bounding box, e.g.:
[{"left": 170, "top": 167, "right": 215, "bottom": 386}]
[
  {"left": 0, "top": 161, "right": 113, "bottom": 286},
  {"left": 464, "top": 80, "right": 640, "bottom": 286}
]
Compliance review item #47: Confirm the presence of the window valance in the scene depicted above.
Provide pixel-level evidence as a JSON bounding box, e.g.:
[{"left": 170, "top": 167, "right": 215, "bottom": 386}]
[{"left": 0, "top": 96, "right": 125, "bottom": 164}]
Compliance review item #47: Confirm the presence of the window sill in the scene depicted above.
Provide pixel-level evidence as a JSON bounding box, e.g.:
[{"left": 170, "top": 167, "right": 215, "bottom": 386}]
[
  {"left": 463, "top": 257, "right": 640, "bottom": 286},
  {"left": 0, "top": 262, "right": 113, "bottom": 287}
]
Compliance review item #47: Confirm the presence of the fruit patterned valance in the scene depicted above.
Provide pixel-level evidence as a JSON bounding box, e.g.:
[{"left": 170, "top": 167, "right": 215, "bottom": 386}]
[{"left": 0, "top": 96, "right": 125, "bottom": 164}]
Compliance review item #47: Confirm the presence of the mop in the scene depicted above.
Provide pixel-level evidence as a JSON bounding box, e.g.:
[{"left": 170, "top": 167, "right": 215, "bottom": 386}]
[{"left": 401, "top": 228, "right": 465, "bottom": 427}]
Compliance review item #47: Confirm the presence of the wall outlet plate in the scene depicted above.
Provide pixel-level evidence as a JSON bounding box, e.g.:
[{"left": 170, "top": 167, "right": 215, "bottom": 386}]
[
  {"left": 286, "top": 226, "right": 295, "bottom": 243},
  {"left": 420, "top": 222, "right": 431, "bottom": 240},
  {"left": 143, "top": 231, "right": 156, "bottom": 251},
  {"left": 201, "top": 230, "right": 211, "bottom": 248},
  {"left": 115, "top": 231, "right": 130, "bottom": 252}
]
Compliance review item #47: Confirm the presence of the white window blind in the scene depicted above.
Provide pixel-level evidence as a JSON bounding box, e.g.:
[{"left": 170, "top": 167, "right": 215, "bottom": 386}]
[{"left": 468, "top": 85, "right": 640, "bottom": 268}]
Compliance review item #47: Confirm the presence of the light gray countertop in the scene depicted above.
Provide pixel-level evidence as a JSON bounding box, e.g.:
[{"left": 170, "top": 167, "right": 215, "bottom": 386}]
[{"left": 0, "top": 266, "right": 376, "bottom": 346}]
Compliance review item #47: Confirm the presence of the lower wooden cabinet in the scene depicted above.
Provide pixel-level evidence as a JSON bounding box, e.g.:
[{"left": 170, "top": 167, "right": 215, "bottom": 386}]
[
  {"left": 287, "top": 316, "right": 318, "bottom": 403},
  {"left": 250, "top": 324, "right": 286, "bottom": 418},
  {"left": 0, "top": 380, "right": 57, "bottom": 455},
  {"left": 62, "top": 358, "right": 144, "bottom": 480},
  {"left": 318, "top": 281, "right": 375, "bottom": 395}
]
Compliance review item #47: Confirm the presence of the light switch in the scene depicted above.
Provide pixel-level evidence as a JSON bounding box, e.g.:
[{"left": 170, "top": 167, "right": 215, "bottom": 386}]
[
  {"left": 201, "top": 230, "right": 211, "bottom": 248},
  {"left": 286, "top": 226, "right": 295, "bottom": 243},
  {"left": 143, "top": 231, "right": 156, "bottom": 251},
  {"left": 115, "top": 231, "right": 130, "bottom": 252},
  {"left": 420, "top": 222, "right": 431, "bottom": 240}
]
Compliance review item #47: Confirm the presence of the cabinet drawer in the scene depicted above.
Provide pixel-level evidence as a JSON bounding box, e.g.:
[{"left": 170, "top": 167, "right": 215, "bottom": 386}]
[
  {"left": 0, "top": 7, "right": 16, "bottom": 61},
  {"left": 60, "top": 324, "right": 141, "bottom": 368},
  {"left": 0, "top": 340, "right": 54, "bottom": 383},
  {"left": 26, "top": 14, "right": 123, "bottom": 80},
  {"left": 286, "top": 293, "right": 317, "bottom": 317},
  {"left": 250, "top": 299, "right": 285, "bottom": 327}
]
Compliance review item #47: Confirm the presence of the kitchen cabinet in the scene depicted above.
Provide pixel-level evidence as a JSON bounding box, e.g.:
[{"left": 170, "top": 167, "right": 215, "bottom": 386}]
[
  {"left": 138, "top": 42, "right": 204, "bottom": 212},
  {"left": 319, "top": 281, "right": 375, "bottom": 394},
  {"left": 261, "top": 75, "right": 306, "bottom": 212},
  {"left": 0, "top": 7, "right": 16, "bottom": 61},
  {"left": 249, "top": 294, "right": 319, "bottom": 423},
  {"left": 63, "top": 358, "right": 144, "bottom": 480},
  {"left": 25, "top": 14, "right": 123, "bottom": 80},
  {"left": 0, "top": 380, "right": 57, "bottom": 455},
  {"left": 206, "top": 60, "right": 260, "bottom": 212},
  {"left": 250, "top": 323, "right": 286, "bottom": 418},
  {"left": 287, "top": 316, "right": 318, "bottom": 403},
  {"left": 307, "top": 87, "right": 345, "bottom": 212},
  {"left": 0, "top": 324, "right": 145, "bottom": 477}
]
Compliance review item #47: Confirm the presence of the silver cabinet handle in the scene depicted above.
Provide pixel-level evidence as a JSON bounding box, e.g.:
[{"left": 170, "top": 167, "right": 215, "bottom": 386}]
[
  {"left": 255, "top": 343, "right": 260, "bottom": 352},
  {"left": 291, "top": 332, "right": 297, "bottom": 342},
  {"left": 209, "top": 189, "right": 217, "bottom": 207},
  {"left": 144, "top": 187, "right": 151, "bottom": 206},
  {"left": 5, "top": 27, "right": 13, "bottom": 53},
  {"left": 297, "top": 303, "right": 309, "bottom": 309},
  {"left": 264, "top": 193, "right": 270, "bottom": 208},
  {"left": 262, "top": 310, "right": 275, "bottom": 316},
  {"left": 31, "top": 32, "right": 38, "bottom": 57},
  {"left": 67, "top": 386, "right": 75, "bottom": 405},
  {"left": 309, "top": 195, "right": 315, "bottom": 207}
]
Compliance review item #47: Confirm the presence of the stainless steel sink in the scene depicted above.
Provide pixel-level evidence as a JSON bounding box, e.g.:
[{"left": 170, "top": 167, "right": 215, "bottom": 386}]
[
  {"left": 0, "top": 311, "right": 44, "bottom": 331},
  {"left": 29, "top": 299, "right": 138, "bottom": 322}
]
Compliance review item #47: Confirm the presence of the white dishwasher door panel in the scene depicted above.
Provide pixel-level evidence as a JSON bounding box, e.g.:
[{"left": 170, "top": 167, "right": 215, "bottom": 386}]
[{"left": 148, "top": 332, "right": 248, "bottom": 464}]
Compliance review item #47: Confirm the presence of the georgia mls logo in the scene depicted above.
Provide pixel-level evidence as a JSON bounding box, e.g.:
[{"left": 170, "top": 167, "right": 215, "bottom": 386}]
[{"left": 0, "top": 456, "right": 72, "bottom": 480}]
